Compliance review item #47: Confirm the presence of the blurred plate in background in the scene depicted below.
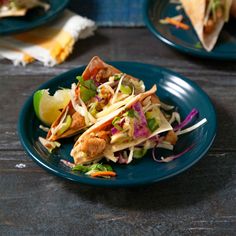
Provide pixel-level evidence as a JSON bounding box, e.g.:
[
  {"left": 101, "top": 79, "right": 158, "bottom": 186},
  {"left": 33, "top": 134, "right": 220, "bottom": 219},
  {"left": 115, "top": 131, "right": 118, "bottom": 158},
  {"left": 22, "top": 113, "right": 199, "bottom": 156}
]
[
  {"left": 143, "top": 0, "right": 236, "bottom": 60},
  {"left": 0, "top": 0, "right": 69, "bottom": 35}
]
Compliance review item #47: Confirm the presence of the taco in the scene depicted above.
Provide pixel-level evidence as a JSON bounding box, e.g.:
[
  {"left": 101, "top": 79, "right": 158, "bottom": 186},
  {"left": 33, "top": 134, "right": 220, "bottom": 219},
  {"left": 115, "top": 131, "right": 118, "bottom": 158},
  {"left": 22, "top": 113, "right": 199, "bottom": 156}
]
[
  {"left": 0, "top": 0, "right": 49, "bottom": 18},
  {"left": 46, "top": 56, "right": 145, "bottom": 141},
  {"left": 180, "top": 0, "right": 233, "bottom": 51},
  {"left": 70, "top": 85, "right": 173, "bottom": 165},
  {"left": 231, "top": 0, "right": 236, "bottom": 17}
]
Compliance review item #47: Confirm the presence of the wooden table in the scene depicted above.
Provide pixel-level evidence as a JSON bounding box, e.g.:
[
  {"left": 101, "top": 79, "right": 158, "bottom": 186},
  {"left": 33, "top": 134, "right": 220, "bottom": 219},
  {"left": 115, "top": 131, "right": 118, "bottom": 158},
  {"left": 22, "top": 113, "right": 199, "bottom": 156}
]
[{"left": 1, "top": 28, "right": 236, "bottom": 235}]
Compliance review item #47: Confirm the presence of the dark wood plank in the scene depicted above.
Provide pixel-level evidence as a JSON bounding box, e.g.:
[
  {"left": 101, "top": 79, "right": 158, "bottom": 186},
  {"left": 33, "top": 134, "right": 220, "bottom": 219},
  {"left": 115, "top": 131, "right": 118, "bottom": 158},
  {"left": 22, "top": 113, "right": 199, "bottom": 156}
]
[
  {"left": 0, "top": 150, "right": 235, "bottom": 235},
  {"left": 1, "top": 30, "right": 236, "bottom": 150}
]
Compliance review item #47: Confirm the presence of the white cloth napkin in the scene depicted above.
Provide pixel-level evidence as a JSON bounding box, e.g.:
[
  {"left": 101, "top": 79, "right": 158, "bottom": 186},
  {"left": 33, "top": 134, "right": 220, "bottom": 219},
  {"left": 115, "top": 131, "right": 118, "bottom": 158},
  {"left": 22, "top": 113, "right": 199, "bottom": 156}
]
[{"left": 0, "top": 10, "right": 96, "bottom": 66}]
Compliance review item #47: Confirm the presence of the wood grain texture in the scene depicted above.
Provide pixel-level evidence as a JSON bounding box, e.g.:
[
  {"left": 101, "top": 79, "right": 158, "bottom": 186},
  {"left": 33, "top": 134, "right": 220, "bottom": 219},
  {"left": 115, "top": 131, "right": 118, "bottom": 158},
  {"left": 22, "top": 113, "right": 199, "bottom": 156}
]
[{"left": 0, "top": 28, "right": 236, "bottom": 236}]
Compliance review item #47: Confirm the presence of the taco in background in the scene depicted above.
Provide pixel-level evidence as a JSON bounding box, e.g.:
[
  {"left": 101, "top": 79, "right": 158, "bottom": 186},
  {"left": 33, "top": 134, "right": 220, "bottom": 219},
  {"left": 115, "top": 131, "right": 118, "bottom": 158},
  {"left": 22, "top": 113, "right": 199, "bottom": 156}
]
[
  {"left": 230, "top": 0, "right": 236, "bottom": 17},
  {"left": 0, "top": 0, "right": 49, "bottom": 18},
  {"left": 180, "top": 0, "right": 233, "bottom": 51},
  {"left": 46, "top": 56, "right": 145, "bottom": 141},
  {"left": 70, "top": 85, "right": 173, "bottom": 165}
]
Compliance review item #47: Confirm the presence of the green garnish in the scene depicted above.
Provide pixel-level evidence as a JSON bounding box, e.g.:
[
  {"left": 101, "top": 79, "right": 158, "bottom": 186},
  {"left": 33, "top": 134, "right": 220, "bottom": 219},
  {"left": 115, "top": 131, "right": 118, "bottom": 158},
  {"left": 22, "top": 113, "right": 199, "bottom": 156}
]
[
  {"left": 112, "top": 117, "right": 123, "bottom": 130},
  {"left": 72, "top": 163, "right": 113, "bottom": 172},
  {"left": 211, "top": 0, "right": 223, "bottom": 21},
  {"left": 125, "top": 109, "right": 136, "bottom": 118},
  {"left": 112, "top": 117, "right": 121, "bottom": 125},
  {"left": 145, "top": 108, "right": 161, "bottom": 132},
  {"left": 76, "top": 76, "right": 97, "bottom": 102},
  {"left": 194, "top": 42, "right": 202, "bottom": 49},
  {"left": 102, "top": 164, "right": 113, "bottom": 171},
  {"left": 72, "top": 164, "right": 90, "bottom": 172},
  {"left": 123, "top": 108, "right": 139, "bottom": 119},
  {"left": 114, "top": 74, "right": 122, "bottom": 81},
  {"left": 89, "top": 102, "right": 98, "bottom": 116},
  {"left": 120, "top": 84, "right": 132, "bottom": 95},
  {"left": 133, "top": 148, "right": 147, "bottom": 158},
  {"left": 147, "top": 118, "right": 159, "bottom": 132},
  {"left": 90, "top": 163, "right": 109, "bottom": 171},
  {"left": 212, "top": 0, "right": 222, "bottom": 10}
]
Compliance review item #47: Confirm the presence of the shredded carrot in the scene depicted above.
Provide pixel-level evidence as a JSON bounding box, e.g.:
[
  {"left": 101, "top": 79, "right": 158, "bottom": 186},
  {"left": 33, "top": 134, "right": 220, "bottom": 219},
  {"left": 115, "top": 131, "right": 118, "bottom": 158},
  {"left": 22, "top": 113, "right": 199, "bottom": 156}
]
[
  {"left": 165, "top": 17, "right": 189, "bottom": 30},
  {"left": 90, "top": 171, "right": 117, "bottom": 178}
]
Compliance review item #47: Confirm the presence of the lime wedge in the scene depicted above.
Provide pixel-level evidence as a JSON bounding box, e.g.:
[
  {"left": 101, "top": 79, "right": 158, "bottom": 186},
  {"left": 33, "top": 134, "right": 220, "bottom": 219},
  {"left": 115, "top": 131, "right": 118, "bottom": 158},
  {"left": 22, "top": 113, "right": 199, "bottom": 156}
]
[{"left": 33, "top": 89, "right": 71, "bottom": 126}]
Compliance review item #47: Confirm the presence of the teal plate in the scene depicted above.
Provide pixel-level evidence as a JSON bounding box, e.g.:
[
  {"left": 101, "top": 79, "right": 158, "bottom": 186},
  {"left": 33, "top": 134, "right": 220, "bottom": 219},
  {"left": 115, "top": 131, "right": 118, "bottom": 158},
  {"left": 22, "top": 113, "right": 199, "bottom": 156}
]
[
  {"left": 0, "top": 0, "right": 69, "bottom": 35},
  {"left": 143, "top": 0, "right": 236, "bottom": 60},
  {"left": 18, "top": 62, "right": 217, "bottom": 187}
]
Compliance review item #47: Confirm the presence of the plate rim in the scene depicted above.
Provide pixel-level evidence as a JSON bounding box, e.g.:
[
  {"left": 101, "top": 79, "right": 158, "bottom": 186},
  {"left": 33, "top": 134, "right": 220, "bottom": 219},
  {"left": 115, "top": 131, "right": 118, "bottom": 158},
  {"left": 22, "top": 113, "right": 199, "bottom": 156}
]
[
  {"left": 0, "top": 0, "right": 69, "bottom": 35},
  {"left": 143, "top": 0, "right": 236, "bottom": 60},
  {"left": 18, "top": 61, "right": 217, "bottom": 187}
]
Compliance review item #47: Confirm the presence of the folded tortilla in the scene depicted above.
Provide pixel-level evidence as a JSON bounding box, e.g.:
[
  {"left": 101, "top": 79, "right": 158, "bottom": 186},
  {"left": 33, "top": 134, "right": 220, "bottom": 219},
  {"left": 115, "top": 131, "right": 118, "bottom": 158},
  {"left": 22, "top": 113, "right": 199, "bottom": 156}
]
[
  {"left": 180, "top": 0, "right": 232, "bottom": 51},
  {"left": 231, "top": 0, "right": 236, "bottom": 17},
  {"left": 46, "top": 56, "right": 145, "bottom": 141},
  {"left": 0, "top": 0, "right": 49, "bottom": 18},
  {"left": 0, "top": 8, "right": 26, "bottom": 18},
  {"left": 70, "top": 85, "right": 173, "bottom": 165}
]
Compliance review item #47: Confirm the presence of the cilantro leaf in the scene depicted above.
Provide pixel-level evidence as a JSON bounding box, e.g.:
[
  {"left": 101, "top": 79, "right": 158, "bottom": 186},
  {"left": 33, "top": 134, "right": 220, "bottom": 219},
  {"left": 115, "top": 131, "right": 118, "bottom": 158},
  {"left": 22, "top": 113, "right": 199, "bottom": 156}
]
[
  {"left": 76, "top": 75, "right": 97, "bottom": 102},
  {"left": 72, "top": 164, "right": 90, "bottom": 172},
  {"left": 126, "top": 109, "right": 135, "bottom": 118}
]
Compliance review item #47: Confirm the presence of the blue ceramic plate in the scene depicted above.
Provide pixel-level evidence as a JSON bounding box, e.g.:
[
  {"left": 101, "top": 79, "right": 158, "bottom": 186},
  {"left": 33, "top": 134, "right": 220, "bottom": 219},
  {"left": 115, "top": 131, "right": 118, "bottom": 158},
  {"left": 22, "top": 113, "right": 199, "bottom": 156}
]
[
  {"left": 143, "top": 0, "right": 236, "bottom": 60},
  {"left": 18, "top": 62, "right": 216, "bottom": 187},
  {"left": 0, "top": 0, "right": 69, "bottom": 35}
]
